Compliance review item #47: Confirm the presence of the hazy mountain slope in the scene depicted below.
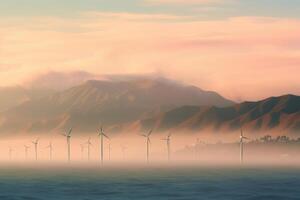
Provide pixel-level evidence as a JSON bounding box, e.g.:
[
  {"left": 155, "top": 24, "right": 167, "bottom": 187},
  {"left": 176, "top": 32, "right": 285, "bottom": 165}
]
[
  {"left": 0, "top": 78, "right": 234, "bottom": 133},
  {"left": 0, "top": 86, "right": 55, "bottom": 112},
  {"left": 135, "top": 95, "right": 300, "bottom": 133}
]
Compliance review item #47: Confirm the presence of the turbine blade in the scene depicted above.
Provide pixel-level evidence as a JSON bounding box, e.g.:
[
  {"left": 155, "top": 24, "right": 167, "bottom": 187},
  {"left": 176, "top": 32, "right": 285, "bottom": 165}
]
[
  {"left": 68, "top": 128, "right": 73, "bottom": 136},
  {"left": 148, "top": 129, "right": 153, "bottom": 136},
  {"left": 103, "top": 133, "right": 110, "bottom": 139}
]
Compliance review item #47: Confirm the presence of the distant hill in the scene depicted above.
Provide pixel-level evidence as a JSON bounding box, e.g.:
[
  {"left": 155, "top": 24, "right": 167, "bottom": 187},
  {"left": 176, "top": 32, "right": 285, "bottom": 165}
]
[
  {"left": 0, "top": 86, "right": 55, "bottom": 112},
  {"left": 0, "top": 78, "right": 234, "bottom": 133},
  {"left": 133, "top": 95, "right": 300, "bottom": 133}
]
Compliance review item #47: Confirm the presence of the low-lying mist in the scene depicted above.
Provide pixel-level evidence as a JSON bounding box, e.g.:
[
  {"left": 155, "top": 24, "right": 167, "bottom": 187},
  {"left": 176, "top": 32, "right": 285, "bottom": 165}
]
[{"left": 1, "top": 131, "right": 300, "bottom": 167}]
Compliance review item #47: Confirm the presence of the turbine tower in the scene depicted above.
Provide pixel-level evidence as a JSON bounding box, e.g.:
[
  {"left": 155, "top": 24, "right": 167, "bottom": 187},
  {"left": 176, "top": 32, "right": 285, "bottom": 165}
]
[
  {"left": 46, "top": 142, "right": 53, "bottom": 161},
  {"left": 98, "top": 126, "right": 109, "bottom": 165},
  {"left": 62, "top": 128, "right": 72, "bottom": 163},
  {"left": 108, "top": 142, "right": 112, "bottom": 161},
  {"left": 32, "top": 138, "right": 39, "bottom": 161},
  {"left": 24, "top": 145, "right": 30, "bottom": 160},
  {"left": 162, "top": 132, "right": 171, "bottom": 161},
  {"left": 86, "top": 137, "right": 92, "bottom": 161},
  {"left": 240, "top": 129, "right": 249, "bottom": 164},
  {"left": 140, "top": 129, "right": 152, "bottom": 163}
]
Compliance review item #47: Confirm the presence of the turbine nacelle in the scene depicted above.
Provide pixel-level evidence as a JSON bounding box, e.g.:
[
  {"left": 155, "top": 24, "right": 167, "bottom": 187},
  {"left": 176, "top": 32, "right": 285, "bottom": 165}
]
[
  {"left": 46, "top": 142, "right": 52, "bottom": 149},
  {"left": 32, "top": 138, "right": 39, "bottom": 145},
  {"left": 240, "top": 129, "right": 250, "bottom": 142},
  {"left": 87, "top": 137, "right": 92, "bottom": 145},
  {"left": 140, "top": 129, "right": 153, "bottom": 139},
  {"left": 62, "top": 128, "right": 73, "bottom": 138},
  {"left": 98, "top": 127, "right": 110, "bottom": 139},
  {"left": 162, "top": 132, "right": 172, "bottom": 142},
  {"left": 240, "top": 136, "right": 250, "bottom": 140}
]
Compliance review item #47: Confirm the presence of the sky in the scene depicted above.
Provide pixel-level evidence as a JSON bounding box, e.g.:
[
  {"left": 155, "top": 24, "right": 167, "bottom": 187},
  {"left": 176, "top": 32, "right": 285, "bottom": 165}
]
[{"left": 0, "top": 0, "right": 300, "bottom": 101}]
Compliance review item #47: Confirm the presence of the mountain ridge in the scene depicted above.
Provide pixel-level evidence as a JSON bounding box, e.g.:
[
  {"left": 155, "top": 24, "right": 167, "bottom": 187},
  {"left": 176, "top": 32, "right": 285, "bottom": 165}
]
[
  {"left": 0, "top": 78, "right": 234, "bottom": 133},
  {"left": 133, "top": 94, "right": 300, "bottom": 133}
]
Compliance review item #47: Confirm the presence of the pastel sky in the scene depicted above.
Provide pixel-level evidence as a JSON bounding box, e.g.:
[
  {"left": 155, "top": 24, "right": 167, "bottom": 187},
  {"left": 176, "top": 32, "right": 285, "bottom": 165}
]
[{"left": 0, "top": 0, "right": 300, "bottom": 101}]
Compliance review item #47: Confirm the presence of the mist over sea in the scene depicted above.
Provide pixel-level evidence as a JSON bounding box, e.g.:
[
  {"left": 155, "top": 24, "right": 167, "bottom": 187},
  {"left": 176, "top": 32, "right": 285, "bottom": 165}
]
[{"left": 0, "top": 164, "right": 299, "bottom": 200}]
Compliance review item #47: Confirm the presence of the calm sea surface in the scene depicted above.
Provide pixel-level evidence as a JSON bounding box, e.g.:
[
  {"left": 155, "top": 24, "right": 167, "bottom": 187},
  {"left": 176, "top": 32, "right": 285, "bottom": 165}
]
[{"left": 0, "top": 165, "right": 299, "bottom": 200}]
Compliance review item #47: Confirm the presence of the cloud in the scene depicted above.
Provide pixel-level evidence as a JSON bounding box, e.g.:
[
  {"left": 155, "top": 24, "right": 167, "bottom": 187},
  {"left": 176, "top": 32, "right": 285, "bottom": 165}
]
[
  {"left": 143, "top": 0, "right": 235, "bottom": 6},
  {"left": 24, "top": 71, "right": 106, "bottom": 90},
  {"left": 0, "top": 13, "right": 299, "bottom": 101}
]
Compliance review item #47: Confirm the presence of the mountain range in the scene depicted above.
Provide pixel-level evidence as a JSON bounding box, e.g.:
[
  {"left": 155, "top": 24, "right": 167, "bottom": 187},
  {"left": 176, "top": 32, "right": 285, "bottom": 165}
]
[
  {"left": 135, "top": 94, "right": 300, "bottom": 133},
  {"left": 0, "top": 77, "right": 233, "bottom": 133},
  {"left": 0, "top": 73, "right": 298, "bottom": 135}
]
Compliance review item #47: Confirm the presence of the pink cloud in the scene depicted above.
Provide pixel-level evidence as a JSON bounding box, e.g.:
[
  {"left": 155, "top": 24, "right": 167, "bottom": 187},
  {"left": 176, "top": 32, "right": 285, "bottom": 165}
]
[{"left": 0, "top": 13, "right": 299, "bottom": 101}]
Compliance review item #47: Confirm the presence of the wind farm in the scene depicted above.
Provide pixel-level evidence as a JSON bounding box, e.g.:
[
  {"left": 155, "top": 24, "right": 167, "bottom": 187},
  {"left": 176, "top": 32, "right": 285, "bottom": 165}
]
[{"left": 1, "top": 126, "right": 299, "bottom": 166}]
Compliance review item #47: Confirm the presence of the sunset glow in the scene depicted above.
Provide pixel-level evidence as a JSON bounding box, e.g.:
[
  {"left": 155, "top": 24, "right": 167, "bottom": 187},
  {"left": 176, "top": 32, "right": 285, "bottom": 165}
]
[{"left": 1, "top": 1, "right": 300, "bottom": 101}]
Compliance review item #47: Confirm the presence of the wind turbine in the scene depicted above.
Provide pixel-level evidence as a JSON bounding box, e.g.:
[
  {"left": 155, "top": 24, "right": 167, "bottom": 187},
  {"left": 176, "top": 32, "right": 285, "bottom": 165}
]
[
  {"left": 46, "top": 142, "right": 53, "bottom": 161},
  {"left": 161, "top": 132, "right": 171, "bottom": 161},
  {"left": 62, "top": 128, "right": 72, "bottom": 163},
  {"left": 24, "top": 145, "right": 30, "bottom": 160},
  {"left": 240, "top": 129, "right": 250, "bottom": 164},
  {"left": 86, "top": 137, "right": 92, "bottom": 161},
  {"left": 120, "top": 145, "right": 127, "bottom": 160},
  {"left": 32, "top": 138, "right": 39, "bottom": 161},
  {"left": 195, "top": 138, "right": 205, "bottom": 160},
  {"left": 195, "top": 138, "right": 200, "bottom": 159},
  {"left": 9, "top": 147, "right": 13, "bottom": 160},
  {"left": 98, "top": 126, "right": 109, "bottom": 165},
  {"left": 80, "top": 144, "right": 85, "bottom": 160},
  {"left": 140, "top": 129, "right": 152, "bottom": 163}
]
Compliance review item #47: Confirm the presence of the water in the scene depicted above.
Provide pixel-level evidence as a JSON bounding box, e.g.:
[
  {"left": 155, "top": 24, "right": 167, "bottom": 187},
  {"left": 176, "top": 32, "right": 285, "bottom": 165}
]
[{"left": 0, "top": 165, "right": 299, "bottom": 200}]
